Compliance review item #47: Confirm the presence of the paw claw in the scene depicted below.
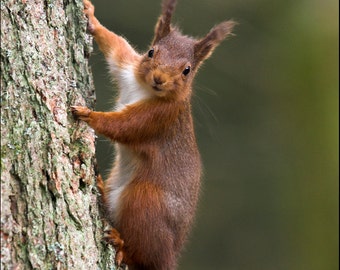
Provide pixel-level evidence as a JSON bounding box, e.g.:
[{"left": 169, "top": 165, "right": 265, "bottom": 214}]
[
  {"left": 96, "top": 175, "right": 105, "bottom": 199},
  {"left": 83, "top": 0, "right": 94, "bottom": 15},
  {"left": 115, "top": 250, "right": 124, "bottom": 267},
  {"left": 103, "top": 228, "right": 124, "bottom": 248},
  {"left": 83, "top": 0, "right": 96, "bottom": 33},
  {"left": 71, "top": 106, "right": 92, "bottom": 121},
  {"left": 103, "top": 229, "right": 125, "bottom": 267},
  {"left": 103, "top": 225, "right": 111, "bottom": 233}
]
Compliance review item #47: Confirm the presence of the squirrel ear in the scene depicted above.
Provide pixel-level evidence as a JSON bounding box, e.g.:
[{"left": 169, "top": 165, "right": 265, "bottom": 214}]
[
  {"left": 194, "top": 20, "right": 236, "bottom": 65},
  {"left": 152, "top": 0, "right": 177, "bottom": 44}
]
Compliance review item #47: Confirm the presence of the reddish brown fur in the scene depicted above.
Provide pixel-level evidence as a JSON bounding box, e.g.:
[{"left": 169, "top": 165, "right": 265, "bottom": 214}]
[
  {"left": 79, "top": 100, "right": 181, "bottom": 139},
  {"left": 72, "top": 0, "right": 235, "bottom": 269},
  {"left": 83, "top": 0, "right": 139, "bottom": 66}
]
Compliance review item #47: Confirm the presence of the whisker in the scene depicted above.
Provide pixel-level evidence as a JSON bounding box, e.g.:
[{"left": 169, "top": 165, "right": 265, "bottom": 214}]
[{"left": 192, "top": 84, "right": 222, "bottom": 142}]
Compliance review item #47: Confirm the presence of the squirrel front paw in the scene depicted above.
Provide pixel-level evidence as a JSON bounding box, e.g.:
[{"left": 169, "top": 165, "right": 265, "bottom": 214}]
[
  {"left": 71, "top": 106, "right": 92, "bottom": 122},
  {"left": 83, "top": 0, "right": 96, "bottom": 33}
]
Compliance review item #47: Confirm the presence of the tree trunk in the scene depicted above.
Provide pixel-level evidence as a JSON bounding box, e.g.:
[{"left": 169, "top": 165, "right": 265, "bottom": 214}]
[{"left": 1, "top": 0, "right": 115, "bottom": 268}]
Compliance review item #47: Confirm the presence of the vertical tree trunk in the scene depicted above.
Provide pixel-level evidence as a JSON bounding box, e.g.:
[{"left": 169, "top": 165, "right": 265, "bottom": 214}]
[{"left": 1, "top": 0, "right": 114, "bottom": 268}]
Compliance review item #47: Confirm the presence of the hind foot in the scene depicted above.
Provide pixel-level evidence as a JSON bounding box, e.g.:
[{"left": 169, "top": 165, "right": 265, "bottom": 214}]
[{"left": 104, "top": 227, "right": 125, "bottom": 267}]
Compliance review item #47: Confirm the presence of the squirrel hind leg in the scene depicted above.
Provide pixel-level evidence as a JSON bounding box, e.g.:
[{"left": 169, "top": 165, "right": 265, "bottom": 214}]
[
  {"left": 97, "top": 176, "right": 127, "bottom": 267},
  {"left": 104, "top": 228, "right": 126, "bottom": 267}
]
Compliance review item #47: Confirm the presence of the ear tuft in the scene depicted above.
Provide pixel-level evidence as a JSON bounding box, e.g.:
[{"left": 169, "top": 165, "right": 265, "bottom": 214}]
[
  {"left": 194, "top": 20, "right": 237, "bottom": 65},
  {"left": 152, "top": 0, "right": 177, "bottom": 45}
]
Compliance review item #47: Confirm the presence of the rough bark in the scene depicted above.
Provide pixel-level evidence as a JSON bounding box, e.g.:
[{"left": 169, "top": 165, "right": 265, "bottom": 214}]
[{"left": 1, "top": 0, "right": 115, "bottom": 269}]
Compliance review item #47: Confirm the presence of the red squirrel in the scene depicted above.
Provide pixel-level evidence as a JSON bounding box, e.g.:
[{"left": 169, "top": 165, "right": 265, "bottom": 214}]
[{"left": 72, "top": 0, "right": 235, "bottom": 269}]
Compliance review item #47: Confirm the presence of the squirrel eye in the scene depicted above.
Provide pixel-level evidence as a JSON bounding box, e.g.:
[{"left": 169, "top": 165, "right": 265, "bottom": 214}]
[
  {"left": 182, "top": 66, "right": 191, "bottom": 76},
  {"left": 148, "top": 49, "right": 154, "bottom": 58}
]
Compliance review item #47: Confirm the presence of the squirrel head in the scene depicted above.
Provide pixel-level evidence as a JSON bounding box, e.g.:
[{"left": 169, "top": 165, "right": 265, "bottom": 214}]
[{"left": 136, "top": 0, "right": 236, "bottom": 101}]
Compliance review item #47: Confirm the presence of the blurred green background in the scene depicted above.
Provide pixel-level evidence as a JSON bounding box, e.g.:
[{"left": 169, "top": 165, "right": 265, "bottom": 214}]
[{"left": 89, "top": 0, "right": 338, "bottom": 269}]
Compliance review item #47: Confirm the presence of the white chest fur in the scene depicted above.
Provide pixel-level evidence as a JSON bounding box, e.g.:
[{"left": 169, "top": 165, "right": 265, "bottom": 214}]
[
  {"left": 106, "top": 143, "right": 137, "bottom": 220},
  {"left": 106, "top": 63, "right": 151, "bottom": 219},
  {"left": 109, "top": 63, "right": 151, "bottom": 111}
]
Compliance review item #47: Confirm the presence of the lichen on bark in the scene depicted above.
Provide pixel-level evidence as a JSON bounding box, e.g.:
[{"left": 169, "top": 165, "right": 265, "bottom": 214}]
[{"left": 1, "top": 0, "right": 114, "bottom": 268}]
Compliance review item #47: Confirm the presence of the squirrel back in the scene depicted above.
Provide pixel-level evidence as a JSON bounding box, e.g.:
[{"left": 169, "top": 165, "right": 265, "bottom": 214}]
[{"left": 73, "top": 0, "right": 235, "bottom": 269}]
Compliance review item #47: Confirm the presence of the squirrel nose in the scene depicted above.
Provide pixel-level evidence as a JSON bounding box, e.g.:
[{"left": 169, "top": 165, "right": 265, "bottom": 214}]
[{"left": 153, "top": 75, "right": 164, "bottom": 85}]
